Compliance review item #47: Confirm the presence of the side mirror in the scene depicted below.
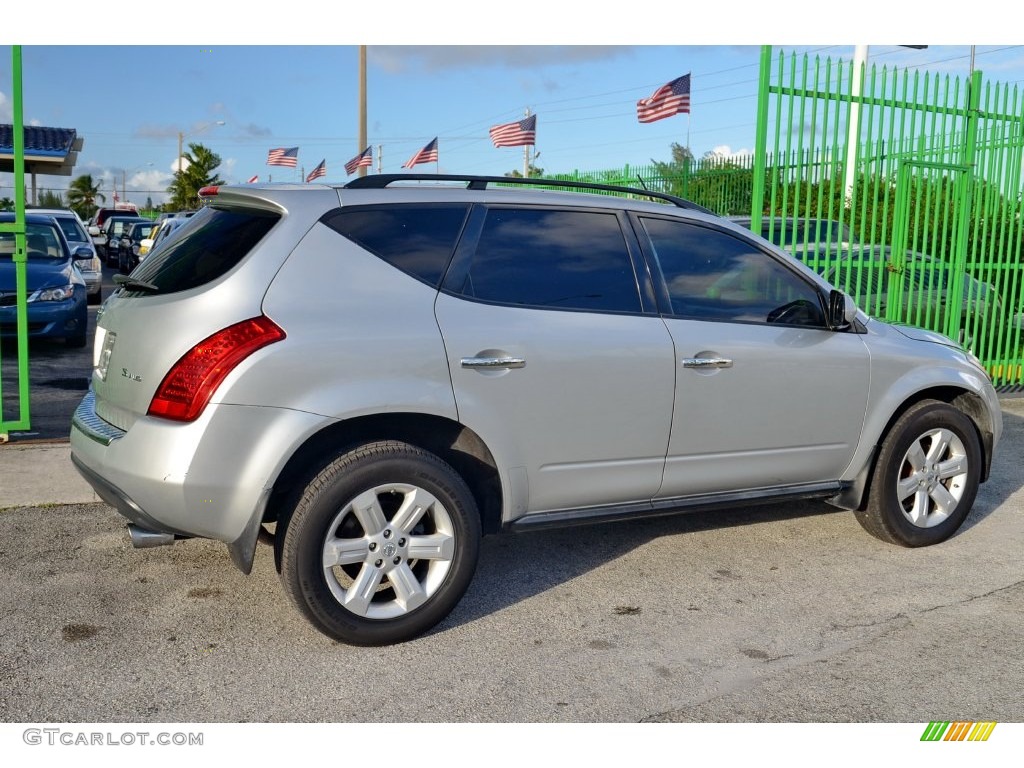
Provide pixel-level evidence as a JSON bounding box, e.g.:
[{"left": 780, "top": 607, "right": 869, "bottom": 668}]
[
  {"left": 88, "top": 225, "right": 100, "bottom": 236},
  {"left": 73, "top": 246, "right": 95, "bottom": 260},
  {"left": 827, "top": 289, "right": 857, "bottom": 330}
]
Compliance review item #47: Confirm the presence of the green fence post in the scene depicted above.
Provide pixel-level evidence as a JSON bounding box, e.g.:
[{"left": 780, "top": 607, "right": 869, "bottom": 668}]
[{"left": 0, "top": 44, "right": 30, "bottom": 440}]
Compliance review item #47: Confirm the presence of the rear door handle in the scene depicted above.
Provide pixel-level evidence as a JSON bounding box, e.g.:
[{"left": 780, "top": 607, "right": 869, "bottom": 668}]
[
  {"left": 682, "top": 357, "right": 733, "bottom": 369},
  {"left": 461, "top": 356, "right": 526, "bottom": 370}
]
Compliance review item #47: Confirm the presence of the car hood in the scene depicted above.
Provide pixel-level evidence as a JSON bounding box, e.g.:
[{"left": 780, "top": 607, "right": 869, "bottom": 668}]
[
  {"left": 890, "top": 323, "right": 960, "bottom": 348},
  {"left": 0, "top": 256, "right": 77, "bottom": 292}
]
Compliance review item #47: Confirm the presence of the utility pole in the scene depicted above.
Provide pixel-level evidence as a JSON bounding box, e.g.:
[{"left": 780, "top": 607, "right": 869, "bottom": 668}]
[
  {"left": 359, "top": 46, "right": 368, "bottom": 178},
  {"left": 844, "top": 45, "right": 869, "bottom": 201}
]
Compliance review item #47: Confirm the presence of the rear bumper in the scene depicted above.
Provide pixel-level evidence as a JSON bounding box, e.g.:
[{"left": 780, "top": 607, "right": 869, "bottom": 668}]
[{"left": 71, "top": 391, "right": 325, "bottom": 571}]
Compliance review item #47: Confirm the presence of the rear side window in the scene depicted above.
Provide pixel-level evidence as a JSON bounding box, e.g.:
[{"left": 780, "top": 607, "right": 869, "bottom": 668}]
[
  {"left": 322, "top": 204, "right": 469, "bottom": 287},
  {"left": 452, "top": 207, "right": 641, "bottom": 313},
  {"left": 128, "top": 207, "right": 279, "bottom": 295}
]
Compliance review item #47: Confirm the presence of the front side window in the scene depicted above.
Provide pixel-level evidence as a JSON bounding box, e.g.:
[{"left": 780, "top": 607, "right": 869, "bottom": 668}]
[
  {"left": 641, "top": 217, "right": 826, "bottom": 327},
  {"left": 455, "top": 207, "right": 641, "bottom": 313}
]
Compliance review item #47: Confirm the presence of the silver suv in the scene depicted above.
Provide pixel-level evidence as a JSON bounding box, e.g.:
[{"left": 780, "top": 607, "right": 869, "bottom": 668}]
[{"left": 70, "top": 175, "right": 1003, "bottom": 646}]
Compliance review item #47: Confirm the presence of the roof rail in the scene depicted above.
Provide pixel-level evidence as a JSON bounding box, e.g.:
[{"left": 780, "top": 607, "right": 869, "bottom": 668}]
[{"left": 343, "top": 173, "right": 715, "bottom": 215}]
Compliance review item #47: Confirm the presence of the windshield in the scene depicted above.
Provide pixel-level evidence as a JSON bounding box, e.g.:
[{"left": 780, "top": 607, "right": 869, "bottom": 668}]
[{"left": 0, "top": 222, "right": 66, "bottom": 259}]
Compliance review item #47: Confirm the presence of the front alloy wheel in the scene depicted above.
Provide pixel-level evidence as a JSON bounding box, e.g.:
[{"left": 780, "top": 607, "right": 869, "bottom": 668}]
[
  {"left": 857, "top": 400, "right": 982, "bottom": 547},
  {"left": 279, "top": 441, "right": 481, "bottom": 645}
]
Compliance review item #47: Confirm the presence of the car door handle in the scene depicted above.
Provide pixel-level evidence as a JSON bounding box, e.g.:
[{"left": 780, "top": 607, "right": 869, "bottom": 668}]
[
  {"left": 461, "top": 356, "right": 526, "bottom": 370},
  {"left": 682, "top": 357, "right": 733, "bottom": 369}
]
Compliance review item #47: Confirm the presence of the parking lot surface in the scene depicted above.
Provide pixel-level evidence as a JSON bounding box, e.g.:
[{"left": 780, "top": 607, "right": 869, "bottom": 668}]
[{"left": 1, "top": 400, "right": 1022, "bottom": 723}]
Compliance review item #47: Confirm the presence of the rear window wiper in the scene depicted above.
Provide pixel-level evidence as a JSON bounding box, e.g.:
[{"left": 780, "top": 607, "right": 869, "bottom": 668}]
[{"left": 113, "top": 274, "right": 161, "bottom": 293}]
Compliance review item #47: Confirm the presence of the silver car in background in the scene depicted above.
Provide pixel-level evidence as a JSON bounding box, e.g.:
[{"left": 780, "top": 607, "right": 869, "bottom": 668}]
[{"left": 70, "top": 175, "right": 1003, "bottom": 646}]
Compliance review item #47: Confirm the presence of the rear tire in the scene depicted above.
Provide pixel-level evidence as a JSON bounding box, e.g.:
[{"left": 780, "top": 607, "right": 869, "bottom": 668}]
[
  {"left": 279, "top": 441, "right": 481, "bottom": 645},
  {"left": 856, "top": 400, "right": 981, "bottom": 547}
]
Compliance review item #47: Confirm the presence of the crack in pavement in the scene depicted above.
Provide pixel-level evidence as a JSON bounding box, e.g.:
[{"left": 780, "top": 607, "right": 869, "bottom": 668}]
[{"left": 639, "top": 579, "right": 1024, "bottom": 722}]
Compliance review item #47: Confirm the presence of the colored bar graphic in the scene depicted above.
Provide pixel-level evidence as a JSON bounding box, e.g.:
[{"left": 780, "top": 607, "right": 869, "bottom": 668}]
[{"left": 921, "top": 721, "right": 996, "bottom": 741}]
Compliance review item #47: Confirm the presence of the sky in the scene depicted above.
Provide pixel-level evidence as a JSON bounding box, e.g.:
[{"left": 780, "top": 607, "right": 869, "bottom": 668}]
[{"left": 2, "top": 4, "right": 1022, "bottom": 207}]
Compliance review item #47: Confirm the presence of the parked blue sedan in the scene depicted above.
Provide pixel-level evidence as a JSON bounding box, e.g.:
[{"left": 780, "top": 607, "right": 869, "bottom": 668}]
[{"left": 0, "top": 213, "right": 91, "bottom": 348}]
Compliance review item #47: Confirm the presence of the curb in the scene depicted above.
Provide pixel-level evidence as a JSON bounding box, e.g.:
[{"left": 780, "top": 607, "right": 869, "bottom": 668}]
[{"left": 0, "top": 441, "right": 100, "bottom": 509}]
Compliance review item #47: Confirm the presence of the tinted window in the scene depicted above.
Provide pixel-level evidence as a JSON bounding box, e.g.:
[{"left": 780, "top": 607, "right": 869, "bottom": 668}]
[
  {"left": 456, "top": 208, "right": 641, "bottom": 313},
  {"left": 322, "top": 205, "right": 469, "bottom": 287},
  {"left": 127, "top": 206, "right": 279, "bottom": 295},
  {"left": 641, "top": 217, "right": 825, "bottom": 326}
]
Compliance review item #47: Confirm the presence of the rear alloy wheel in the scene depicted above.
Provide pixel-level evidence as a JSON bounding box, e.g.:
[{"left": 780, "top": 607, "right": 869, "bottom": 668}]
[
  {"left": 279, "top": 441, "right": 481, "bottom": 645},
  {"left": 856, "top": 399, "right": 981, "bottom": 547}
]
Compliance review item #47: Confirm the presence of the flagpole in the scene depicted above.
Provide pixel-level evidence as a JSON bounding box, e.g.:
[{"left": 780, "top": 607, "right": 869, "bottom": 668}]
[
  {"left": 523, "top": 108, "right": 531, "bottom": 177},
  {"left": 377, "top": 144, "right": 382, "bottom": 174}
]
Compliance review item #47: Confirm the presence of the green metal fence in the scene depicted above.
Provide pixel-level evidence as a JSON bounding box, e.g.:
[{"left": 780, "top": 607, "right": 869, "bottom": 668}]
[{"left": 750, "top": 46, "right": 1024, "bottom": 388}]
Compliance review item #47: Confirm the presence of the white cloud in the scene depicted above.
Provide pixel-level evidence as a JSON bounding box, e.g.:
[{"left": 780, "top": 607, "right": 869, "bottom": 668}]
[
  {"left": 0, "top": 92, "right": 10, "bottom": 122},
  {"left": 708, "top": 145, "right": 753, "bottom": 158}
]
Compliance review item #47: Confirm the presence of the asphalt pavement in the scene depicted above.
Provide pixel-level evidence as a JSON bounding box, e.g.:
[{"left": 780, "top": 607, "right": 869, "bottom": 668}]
[{"left": 1, "top": 399, "right": 1023, "bottom": 723}]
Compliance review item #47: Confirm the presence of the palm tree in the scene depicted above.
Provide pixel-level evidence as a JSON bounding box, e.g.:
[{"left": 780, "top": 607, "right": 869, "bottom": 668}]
[
  {"left": 66, "top": 174, "right": 105, "bottom": 219},
  {"left": 167, "top": 142, "right": 224, "bottom": 210}
]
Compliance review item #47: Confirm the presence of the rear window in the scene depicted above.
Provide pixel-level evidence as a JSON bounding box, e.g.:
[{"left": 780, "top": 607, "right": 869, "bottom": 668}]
[
  {"left": 53, "top": 216, "right": 89, "bottom": 244},
  {"left": 126, "top": 206, "right": 279, "bottom": 295}
]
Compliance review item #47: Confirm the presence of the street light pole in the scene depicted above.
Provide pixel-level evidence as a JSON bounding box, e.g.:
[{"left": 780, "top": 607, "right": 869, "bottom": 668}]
[{"left": 177, "top": 121, "right": 226, "bottom": 174}]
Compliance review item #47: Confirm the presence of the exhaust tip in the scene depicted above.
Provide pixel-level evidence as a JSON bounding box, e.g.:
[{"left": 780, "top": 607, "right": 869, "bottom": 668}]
[{"left": 127, "top": 524, "right": 176, "bottom": 548}]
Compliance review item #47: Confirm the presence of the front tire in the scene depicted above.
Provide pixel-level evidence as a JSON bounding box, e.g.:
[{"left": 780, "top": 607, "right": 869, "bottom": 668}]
[
  {"left": 279, "top": 441, "right": 481, "bottom": 645},
  {"left": 856, "top": 400, "right": 981, "bottom": 547}
]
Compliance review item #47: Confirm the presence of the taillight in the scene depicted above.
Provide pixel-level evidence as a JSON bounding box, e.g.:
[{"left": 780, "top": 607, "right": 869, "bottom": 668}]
[
  {"left": 148, "top": 316, "right": 285, "bottom": 422},
  {"left": 198, "top": 185, "right": 219, "bottom": 198}
]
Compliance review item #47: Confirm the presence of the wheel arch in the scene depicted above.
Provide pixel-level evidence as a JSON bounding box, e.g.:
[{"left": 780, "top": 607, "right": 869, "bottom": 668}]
[
  {"left": 266, "top": 412, "right": 504, "bottom": 551},
  {"left": 831, "top": 385, "right": 994, "bottom": 511}
]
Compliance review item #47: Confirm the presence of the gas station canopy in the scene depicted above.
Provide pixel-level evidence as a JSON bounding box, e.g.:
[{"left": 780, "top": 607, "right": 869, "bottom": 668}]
[{"left": 0, "top": 124, "right": 82, "bottom": 177}]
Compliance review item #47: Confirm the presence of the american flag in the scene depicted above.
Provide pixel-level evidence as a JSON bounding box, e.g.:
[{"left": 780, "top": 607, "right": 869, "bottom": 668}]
[
  {"left": 306, "top": 159, "right": 326, "bottom": 182},
  {"left": 402, "top": 138, "right": 438, "bottom": 168},
  {"left": 489, "top": 114, "right": 536, "bottom": 148},
  {"left": 637, "top": 74, "right": 691, "bottom": 123},
  {"left": 267, "top": 147, "right": 299, "bottom": 167},
  {"left": 246, "top": 174, "right": 259, "bottom": 184},
  {"left": 344, "top": 146, "right": 373, "bottom": 175}
]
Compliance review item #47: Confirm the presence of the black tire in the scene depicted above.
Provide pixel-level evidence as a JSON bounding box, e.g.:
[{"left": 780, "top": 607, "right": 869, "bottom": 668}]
[
  {"left": 66, "top": 333, "right": 87, "bottom": 348},
  {"left": 279, "top": 440, "right": 481, "bottom": 645},
  {"left": 856, "top": 400, "right": 981, "bottom": 547},
  {"left": 88, "top": 287, "right": 102, "bottom": 306}
]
